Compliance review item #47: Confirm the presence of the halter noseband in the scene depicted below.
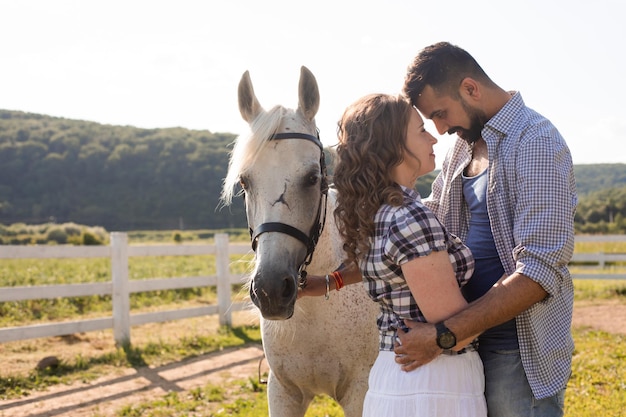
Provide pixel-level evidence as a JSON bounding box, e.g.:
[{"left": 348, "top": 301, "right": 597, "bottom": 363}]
[{"left": 248, "top": 130, "right": 328, "bottom": 288}]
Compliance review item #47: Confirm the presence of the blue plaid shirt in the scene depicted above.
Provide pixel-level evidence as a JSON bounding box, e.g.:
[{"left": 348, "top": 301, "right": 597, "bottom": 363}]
[
  {"left": 425, "top": 92, "right": 577, "bottom": 399},
  {"left": 361, "top": 185, "right": 474, "bottom": 351}
]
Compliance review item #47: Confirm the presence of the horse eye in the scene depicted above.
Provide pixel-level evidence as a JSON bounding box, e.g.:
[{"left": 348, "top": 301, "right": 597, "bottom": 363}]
[
  {"left": 306, "top": 173, "right": 319, "bottom": 187},
  {"left": 239, "top": 177, "right": 248, "bottom": 191}
]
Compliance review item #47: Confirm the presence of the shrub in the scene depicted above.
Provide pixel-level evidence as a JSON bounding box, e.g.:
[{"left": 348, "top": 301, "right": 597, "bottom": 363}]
[
  {"left": 88, "top": 226, "right": 109, "bottom": 244},
  {"left": 63, "top": 223, "right": 83, "bottom": 236},
  {"left": 2, "top": 222, "right": 109, "bottom": 245},
  {"left": 10, "top": 223, "right": 29, "bottom": 235},
  {"left": 82, "top": 231, "right": 103, "bottom": 245},
  {"left": 47, "top": 227, "right": 68, "bottom": 244}
]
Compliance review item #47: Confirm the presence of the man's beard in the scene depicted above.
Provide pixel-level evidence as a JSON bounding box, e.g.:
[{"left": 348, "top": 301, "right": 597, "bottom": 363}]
[{"left": 450, "top": 100, "right": 487, "bottom": 144}]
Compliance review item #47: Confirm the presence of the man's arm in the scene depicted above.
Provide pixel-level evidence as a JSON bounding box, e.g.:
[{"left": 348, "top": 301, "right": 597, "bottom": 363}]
[{"left": 394, "top": 272, "right": 547, "bottom": 371}]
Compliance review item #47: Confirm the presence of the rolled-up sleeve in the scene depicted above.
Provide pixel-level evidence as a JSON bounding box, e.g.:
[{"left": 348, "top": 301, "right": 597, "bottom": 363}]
[{"left": 510, "top": 124, "right": 577, "bottom": 297}]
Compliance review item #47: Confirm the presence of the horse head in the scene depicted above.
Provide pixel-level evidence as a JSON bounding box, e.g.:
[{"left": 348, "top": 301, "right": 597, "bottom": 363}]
[{"left": 223, "top": 66, "right": 327, "bottom": 320}]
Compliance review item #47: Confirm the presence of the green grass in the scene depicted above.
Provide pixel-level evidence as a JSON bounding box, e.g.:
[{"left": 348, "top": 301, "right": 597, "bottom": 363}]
[
  {"left": 566, "top": 329, "right": 626, "bottom": 416},
  {"left": 115, "top": 380, "right": 267, "bottom": 417},
  {"left": 575, "top": 240, "right": 626, "bottom": 254},
  {"left": 113, "top": 378, "right": 346, "bottom": 417},
  {"left": 573, "top": 279, "right": 626, "bottom": 301}
]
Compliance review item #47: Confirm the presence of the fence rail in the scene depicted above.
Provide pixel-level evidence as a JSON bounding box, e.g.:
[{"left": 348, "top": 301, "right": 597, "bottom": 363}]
[
  {"left": 569, "top": 252, "right": 626, "bottom": 280},
  {"left": 0, "top": 232, "right": 251, "bottom": 346},
  {"left": 569, "top": 235, "right": 626, "bottom": 280},
  {"left": 1, "top": 234, "right": 626, "bottom": 345},
  {"left": 570, "top": 252, "right": 626, "bottom": 268}
]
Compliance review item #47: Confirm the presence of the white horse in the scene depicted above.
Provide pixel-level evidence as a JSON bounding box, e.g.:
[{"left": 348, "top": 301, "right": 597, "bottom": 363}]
[{"left": 221, "top": 66, "right": 378, "bottom": 416}]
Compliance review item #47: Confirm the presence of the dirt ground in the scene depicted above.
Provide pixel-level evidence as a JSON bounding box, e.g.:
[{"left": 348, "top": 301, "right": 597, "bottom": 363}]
[{"left": 1, "top": 303, "right": 625, "bottom": 417}]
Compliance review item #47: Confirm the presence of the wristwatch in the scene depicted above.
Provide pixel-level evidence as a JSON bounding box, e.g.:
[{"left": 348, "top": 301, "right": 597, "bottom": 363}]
[{"left": 435, "top": 322, "right": 457, "bottom": 349}]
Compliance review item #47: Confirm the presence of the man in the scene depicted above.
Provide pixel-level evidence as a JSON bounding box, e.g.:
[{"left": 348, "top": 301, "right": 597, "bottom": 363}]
[{"left": 395, "top": 41, "right": 577, "bottom": 416}]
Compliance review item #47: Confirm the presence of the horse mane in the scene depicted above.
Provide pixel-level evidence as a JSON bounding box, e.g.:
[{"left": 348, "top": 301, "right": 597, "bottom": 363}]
[{"left": 221, "top": 105, "right": 289, "bottom": 204}]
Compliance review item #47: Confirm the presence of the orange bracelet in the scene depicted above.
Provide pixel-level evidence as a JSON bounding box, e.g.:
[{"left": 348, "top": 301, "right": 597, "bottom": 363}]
[
  {"left": 331, "top": 270, "right": 344, "bottom": 290},
  {"left": 336, "top": 271, "right": 345, "bottom": 289},
  {"left": 330, "top": 273, "right": 339, "bottom": 291}
]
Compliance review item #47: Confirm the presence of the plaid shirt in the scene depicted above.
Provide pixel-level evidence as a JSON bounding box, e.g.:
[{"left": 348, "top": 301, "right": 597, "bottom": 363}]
[
  {"left": 361, "top": 185, "right": 474, "bottom": 351},
  {"left": 425, "top": 92, "right": 577, "bottom": 399}
]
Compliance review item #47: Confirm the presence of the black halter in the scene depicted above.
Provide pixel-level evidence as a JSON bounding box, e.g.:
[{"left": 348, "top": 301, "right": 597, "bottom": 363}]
[{"left": 248, "top": 130, "right": 328, "bottom": 287}]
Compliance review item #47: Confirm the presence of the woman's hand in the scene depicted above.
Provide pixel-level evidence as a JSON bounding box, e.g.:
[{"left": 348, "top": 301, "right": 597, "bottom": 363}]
[
  {"left": 297, "top": 264, "right": 362, "bottom": 299},
  {"left": 297, "top": 274, "right": 328, "bottom": 298}
]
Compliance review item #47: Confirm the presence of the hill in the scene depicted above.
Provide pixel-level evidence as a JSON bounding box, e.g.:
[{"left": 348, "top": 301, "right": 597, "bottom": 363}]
[
  {"left": 0, "top": 110, "right": 244, "bottom": 230},
  {"left": 1, "top": 109, "right": 625, "bottom": 232},
  {"left": 574, "top": 163, "right": 626, "bottom": 196}
]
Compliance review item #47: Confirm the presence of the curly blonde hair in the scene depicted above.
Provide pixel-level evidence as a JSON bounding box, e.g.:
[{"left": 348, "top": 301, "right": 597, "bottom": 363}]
[{"left": 333, "top": 93, "right": 414, "bottom": 266}]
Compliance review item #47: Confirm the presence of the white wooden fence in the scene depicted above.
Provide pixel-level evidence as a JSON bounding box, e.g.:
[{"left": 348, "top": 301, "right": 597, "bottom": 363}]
[
  {"left": 569, "top": 234, "right": 626, "bottom": 279},
  {"left": 1, "top": 234, "right": 625, "bottom": 346},
  {"left": 0, "top": 233, "right": 251, "bottom": 346}
]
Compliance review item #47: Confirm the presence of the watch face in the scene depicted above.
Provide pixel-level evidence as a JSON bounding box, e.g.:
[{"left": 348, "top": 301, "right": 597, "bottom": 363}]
[
  {"left": 436, "top": 322, "right": 457, "bottom": 349},
  {"left": 439, "top": 332, "right": 456, "bottom": 349}
]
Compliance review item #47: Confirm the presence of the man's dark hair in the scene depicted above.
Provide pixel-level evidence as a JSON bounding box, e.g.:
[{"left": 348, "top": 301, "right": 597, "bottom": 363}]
[{"left": 403, "top": 42, "right": 492, "bottom": 105}]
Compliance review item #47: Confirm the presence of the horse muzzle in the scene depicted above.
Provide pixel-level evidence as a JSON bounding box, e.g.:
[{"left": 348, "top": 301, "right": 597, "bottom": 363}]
[{"left": 249, "top": 271, "right": 298, "bottom": 320}]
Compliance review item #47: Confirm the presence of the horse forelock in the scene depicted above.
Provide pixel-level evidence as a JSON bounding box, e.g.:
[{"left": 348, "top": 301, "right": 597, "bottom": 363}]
[{"left": 221, "top": 106, "right": 287, "bottom": 204}]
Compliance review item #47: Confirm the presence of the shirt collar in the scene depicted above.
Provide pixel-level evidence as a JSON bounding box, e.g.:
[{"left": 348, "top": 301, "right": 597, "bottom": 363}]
[
  {"left": 483, "top": 91, "right": 524, "bottom": 139},
  {"left": 398, "top": 184, "right": 422, "bottom": 202}
]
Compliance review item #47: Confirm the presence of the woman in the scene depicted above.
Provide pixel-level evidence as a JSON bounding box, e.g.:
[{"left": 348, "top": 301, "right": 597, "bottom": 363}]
[{"left": 325, "top": 94, "right": 486, "bottom": 416}]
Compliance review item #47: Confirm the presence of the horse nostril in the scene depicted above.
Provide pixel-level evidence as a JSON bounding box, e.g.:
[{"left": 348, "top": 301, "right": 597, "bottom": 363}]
[
  {"left": 282, "top": 275, "right": 296, "bottom": 300},
  {"left": 249, "top": 284, "right": 261, "bottom": 307}
]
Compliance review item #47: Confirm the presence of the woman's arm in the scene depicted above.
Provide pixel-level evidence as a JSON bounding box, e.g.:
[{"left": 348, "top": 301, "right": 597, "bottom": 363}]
[
  {"left": 297, "top": 263, "right": 362, "bottom": 298},
  {"left": 395, "top": 271, "right": 546, "bottom": 370},
  {"left": 401, "top": 250, "right": 476, "bottom": 350}
]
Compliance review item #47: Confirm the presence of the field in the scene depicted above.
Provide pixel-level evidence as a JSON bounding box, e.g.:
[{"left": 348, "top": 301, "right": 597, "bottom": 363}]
[{"left": 0, "top": 235, "right": 625, "bottom": 416}]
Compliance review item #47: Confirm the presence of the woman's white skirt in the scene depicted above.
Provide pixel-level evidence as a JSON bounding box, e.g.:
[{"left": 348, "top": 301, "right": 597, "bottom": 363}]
[{"left": 362, "top": 350, "right": 487, "bottom": 417}]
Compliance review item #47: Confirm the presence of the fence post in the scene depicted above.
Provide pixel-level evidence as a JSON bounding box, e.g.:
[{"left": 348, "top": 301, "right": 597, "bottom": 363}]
[
  {"left": 111, "top": 232, "right": 131, "bottom": 346},
  {"left": 216, "top": 233, "right": 232, "bottom": 327}
]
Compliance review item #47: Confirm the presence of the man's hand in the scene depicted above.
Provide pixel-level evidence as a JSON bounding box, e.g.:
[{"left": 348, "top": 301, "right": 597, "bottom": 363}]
[{"left": 394, "top": 321, "right": 440, "bottom": 371}]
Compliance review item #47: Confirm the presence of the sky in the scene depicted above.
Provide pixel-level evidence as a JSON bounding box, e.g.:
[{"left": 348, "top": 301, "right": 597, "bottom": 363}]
[{"left": 2, "top": 0, "right": 625, "bottom": 168}]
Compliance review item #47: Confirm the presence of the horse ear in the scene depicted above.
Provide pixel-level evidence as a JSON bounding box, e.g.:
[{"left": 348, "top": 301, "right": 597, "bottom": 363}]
[
  {"left": 298, "top": 66, "right": 320, "bottom": 121},
  {"left": 238, "top": 70, "right": 263, "bottom": 123}
]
